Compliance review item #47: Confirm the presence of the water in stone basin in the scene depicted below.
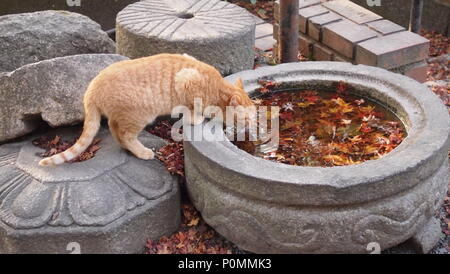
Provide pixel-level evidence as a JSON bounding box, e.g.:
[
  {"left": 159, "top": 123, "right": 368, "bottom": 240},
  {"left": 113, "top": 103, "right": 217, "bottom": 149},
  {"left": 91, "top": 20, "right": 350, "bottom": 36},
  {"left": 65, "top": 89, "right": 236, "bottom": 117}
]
[{"left": 234, "top": 86, "right": 407, "bottom": 167}]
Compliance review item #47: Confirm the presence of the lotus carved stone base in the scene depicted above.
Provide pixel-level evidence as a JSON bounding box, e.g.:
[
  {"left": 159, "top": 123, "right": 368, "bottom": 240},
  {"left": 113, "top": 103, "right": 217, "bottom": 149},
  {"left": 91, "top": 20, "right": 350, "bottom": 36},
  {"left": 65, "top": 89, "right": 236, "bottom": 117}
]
[{"left": 0, "top": 126, "right": 180, "bottom": 254}]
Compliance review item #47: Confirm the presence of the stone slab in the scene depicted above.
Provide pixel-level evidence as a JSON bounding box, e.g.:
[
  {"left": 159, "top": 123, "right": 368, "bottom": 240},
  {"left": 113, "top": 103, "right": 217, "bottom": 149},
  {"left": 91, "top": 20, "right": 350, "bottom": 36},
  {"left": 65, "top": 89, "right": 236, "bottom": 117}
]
[
  {"left": 350, "top": 0, "right": 450, "bottom": 36},
  {"left": 356, "top": 31, "right": 430, "bottom": 69},
  {"left": 313, "top": 43, "right": 334, "bottom": 61},
  {"left": 0, "top": 10, "right": 115, "bottom": 72},
  {"left": 323, "top": 0, "right": 382, "bottom": 24},
  {"left": 250, "top": 13, "right": 266, "bottom": 25},
  {"left": 116, "top": 0, "right": 255, "bottom": 75},
  {"left": 299, "top": 0, "right": 322, "bottom": 8},
  {"left": 0, "top": 54, "right": 128, "bottom": 143},
  {"left": 407, "top": 217, "right": 443, "bottom": 253},
  {"left": 299, "top": 5, "right": 329, "bottom": 33},
  {"left": 308, "top": 11, "right": 343, "bottom": 41},
  {"left": 366, "top": 19, "right": 405, "bottom": 35},
  {"left": 0, "top": 126, "right": 180, "bottom": 254},
  {"left": 299, "top": 33, "right": 315, "bottom": 58},
  {"left": 255, "top": 35, "right": 276, "bottom": 52},
  {"left": 403, "top": 61, "right": 428, "bottom": 83},
  {"left": 274, "top": 0, "right": 323, "bottom": 21},
  {"left": 0, "top": 0, "right": 139, "bottom": 30},
  {"left": 323, "top": 19, "right": 378, "bottom": 58},
  {"left": 333, "top": 52, "right": 353, "bottom": 63},
  {"left": 255, "top": 23, "right": 274, "bottom": 39}
]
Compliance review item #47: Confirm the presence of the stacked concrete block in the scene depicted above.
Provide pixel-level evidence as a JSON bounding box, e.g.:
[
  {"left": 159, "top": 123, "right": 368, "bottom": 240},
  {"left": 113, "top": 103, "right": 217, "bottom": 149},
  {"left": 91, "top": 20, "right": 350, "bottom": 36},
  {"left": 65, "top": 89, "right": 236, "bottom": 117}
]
[{"left": 273, "top": 0, "right": 430, "bottom": 82}]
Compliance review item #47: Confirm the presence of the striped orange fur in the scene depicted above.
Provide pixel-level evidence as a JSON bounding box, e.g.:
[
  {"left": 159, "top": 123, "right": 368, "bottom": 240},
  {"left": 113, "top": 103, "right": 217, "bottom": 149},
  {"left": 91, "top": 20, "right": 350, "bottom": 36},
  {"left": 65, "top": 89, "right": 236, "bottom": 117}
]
[{"left": 38, "top": 53, "right": 254, "bottom": 166}]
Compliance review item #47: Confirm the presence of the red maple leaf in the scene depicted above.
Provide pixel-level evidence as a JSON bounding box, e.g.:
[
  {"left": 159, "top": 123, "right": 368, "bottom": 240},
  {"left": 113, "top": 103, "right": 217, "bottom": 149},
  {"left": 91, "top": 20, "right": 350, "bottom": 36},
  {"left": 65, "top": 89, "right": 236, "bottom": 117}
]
[
  {"left": 279, "top": 111, "right": 294, "bottom": 121},
  {"left": 336, "top": 81, "right": 348, "bottom": 95}
]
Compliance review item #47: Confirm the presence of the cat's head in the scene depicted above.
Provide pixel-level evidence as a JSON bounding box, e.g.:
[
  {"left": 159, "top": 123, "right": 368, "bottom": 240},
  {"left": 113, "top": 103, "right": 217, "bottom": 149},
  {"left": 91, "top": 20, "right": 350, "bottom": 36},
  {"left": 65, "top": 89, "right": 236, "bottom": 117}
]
[
  {"left": 228, "top": 78, "right": 254, "bottom": 107},
  {"left": 227, "top": 78, "right": 257, "bottom": 129}
]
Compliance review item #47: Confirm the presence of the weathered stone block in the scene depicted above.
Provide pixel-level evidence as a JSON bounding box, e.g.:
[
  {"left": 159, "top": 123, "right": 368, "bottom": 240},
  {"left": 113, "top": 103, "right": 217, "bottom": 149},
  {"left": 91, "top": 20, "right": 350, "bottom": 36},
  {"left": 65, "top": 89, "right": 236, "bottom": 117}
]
[
  {"left": 299, "top": 0, "right": 322, "bottom": 8},
  {"left": 355, "top": 31, "right": 429, "bottom": 69},
  {"left": 116, "top": 0, "right": 255, "bottom": 75},
  {"left": 250, "top": 13, "right": 265, "bottom": 25},
  {"left": 0, "top": 0, "right": 139, "bottom": 31},
  {"left": 403, "top": 61, "right": 428, "bottom": 83},
  {"left": 255, "top": 23, "right": 273, "bottom": 39},
  {"left": 308, "top": 12, "right": 342, "bottom": 41},
  {"left": 275, "top": 0, "right": 322, "bottom": 21},
  {"left": 323, "top": 0, "right": 382, "bottom": 24},
  {"left": 299, "top": 33, "right": 315, "bottom": 58},
  {"left": 333, "top": 52, "right": 353, "bottom": 63},
  {"left": 0, "top": 54, "right": 128, "bottom": 143},
  {"left": 299, "top": 5, "right": 329, "bottom": 33},
  {"left": 366, "top": 19, "right": 405, "bottom": 35},
  {"left": 350, "top": 0, "right": 450, "bottom": 37},
  {"left": 323, "top": 19, "right": 378, "bottom": 58},
  {"left": 313, "top": 43, "right": 334, "bottom": 61},
  {"left": 407, "top": 217, "right": 443, "bottom": 253},
  {"left": 0, "top": 127, "right": 180, "bottom": 254},
  {"left": 0, "top": 10, "right": 115, "bottom": 72},
  {"left": 255, "top": 36, "right": 276, "bottom": 52}
]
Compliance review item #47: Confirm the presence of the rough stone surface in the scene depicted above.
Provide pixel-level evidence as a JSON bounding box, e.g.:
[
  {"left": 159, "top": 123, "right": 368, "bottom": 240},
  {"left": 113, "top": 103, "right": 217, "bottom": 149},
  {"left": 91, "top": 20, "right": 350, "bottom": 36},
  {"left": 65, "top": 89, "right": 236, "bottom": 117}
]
[
  {"left": 299, "top": 33, "right": 314, "bottom": 58},
  {"left": 313, "top": 43, "right": 333, "bottom": 61},
  {"left": 350, "top": 0, "right": 450, "bottom": 36},
  {"left": 274, "top": 1, "right": 430, "bottom": 80},
  {"left": 366, "top": 20, "right": 405, "bottom": 35},
  {"left": 185, "top": 62, "right": 450, "bottom": 253},
  {"left": 401, "top": 61, "right": 428, "bottom": 83},
  {"left": 298, "top": 5, "right": 329, "bottom": 33},
  {"left": 0, "top": 54, "right": 128, "bottom": 143},
  {"left": 116, "top": 0, "right": 255, "bottom": 75},
  {"left": 323, "top": 0, "right": 382, "bottom": 24},
  {"left": 0, "top": 126, "right": 180, "bottom": 254},
  {"left": 0, "top": 0, "right": 139, "bottom": 31},
  {"left": 0, "top": 10, "right": 115, "bottom": 72},
  {"left": 407, "top": 217, "right": 443, "bottom": 254},
  {"left": 307, "top": 11, "right": 342, "bottom": 41},
  {"left": 322, "top": 19, "right": 378, "bottom": 58},
  {"left": 255, "top": 36, "right": 276, "bottom": 52},
  {"left": 356, "top": 31, "right": 430, "bottom": 69},
  {"left": 274, "top": 0, "right": 322, "bottom": 21},
  {"left": 255, "top": 23, "right": 273, "bottom": 39},
  {"left": 333, "top": 52, "right": 353, "bottom": 63}
]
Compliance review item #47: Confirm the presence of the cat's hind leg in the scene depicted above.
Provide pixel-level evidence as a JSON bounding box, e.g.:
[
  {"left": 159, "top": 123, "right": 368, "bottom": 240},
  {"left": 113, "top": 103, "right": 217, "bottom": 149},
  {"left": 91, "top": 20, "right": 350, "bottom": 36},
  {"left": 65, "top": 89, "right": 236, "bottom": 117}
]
[
  {"left": 108, "top": 119, "right": 124, "bottom": 147},
  {"left": 112, "top": 119, "right": 154, "bottom": 160}
]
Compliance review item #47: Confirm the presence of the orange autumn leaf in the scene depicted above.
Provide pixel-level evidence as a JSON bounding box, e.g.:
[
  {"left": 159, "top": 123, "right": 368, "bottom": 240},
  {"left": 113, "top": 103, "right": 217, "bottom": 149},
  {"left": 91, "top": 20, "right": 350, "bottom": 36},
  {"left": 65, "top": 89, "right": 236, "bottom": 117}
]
[
  {"left": 187, "top": 217, "right": 200, "bottom": 227},
  {"left": 234, "top": 87, "right": 406, "bottom": 167}
]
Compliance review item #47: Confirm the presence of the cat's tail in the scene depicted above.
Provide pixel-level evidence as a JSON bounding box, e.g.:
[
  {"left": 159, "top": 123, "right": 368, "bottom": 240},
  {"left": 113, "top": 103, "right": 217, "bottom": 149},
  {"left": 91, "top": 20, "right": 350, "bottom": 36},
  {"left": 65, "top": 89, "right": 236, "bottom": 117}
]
[{"left": 38, "top": 102, "right": 101, "bottom": 166}]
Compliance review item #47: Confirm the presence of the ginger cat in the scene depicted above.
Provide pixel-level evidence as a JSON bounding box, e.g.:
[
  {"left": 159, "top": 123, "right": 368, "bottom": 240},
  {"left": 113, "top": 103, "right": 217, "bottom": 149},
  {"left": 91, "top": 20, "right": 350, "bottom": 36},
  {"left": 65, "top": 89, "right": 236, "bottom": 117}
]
[{"left": 39, "top": 53, "right": 254, "bottom": 166}]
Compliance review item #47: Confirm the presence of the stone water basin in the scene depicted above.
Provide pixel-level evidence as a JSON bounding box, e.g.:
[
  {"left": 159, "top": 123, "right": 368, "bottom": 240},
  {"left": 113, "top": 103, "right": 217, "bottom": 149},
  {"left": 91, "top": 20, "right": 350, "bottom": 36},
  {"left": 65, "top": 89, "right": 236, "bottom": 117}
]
[{"left": 184, "top": 62, "right": 450, "bottom": 253}]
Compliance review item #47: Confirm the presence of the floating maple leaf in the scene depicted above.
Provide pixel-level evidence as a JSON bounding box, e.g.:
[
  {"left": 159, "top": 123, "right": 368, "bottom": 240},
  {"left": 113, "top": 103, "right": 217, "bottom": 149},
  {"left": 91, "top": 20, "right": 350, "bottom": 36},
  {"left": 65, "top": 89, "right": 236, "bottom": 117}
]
[
  {"left": 336, "top": 81, "right": 348, "bottom": 95},
  {"left": 234, "top": 87, "right": 406, "bottom": 167}
]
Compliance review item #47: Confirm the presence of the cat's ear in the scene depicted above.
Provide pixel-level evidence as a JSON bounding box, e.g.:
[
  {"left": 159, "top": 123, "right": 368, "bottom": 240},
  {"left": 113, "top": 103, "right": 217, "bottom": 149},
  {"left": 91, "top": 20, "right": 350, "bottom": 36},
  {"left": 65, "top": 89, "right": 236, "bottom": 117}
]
[
  {"left": 235, "top": 78, "right": 244, "bottom": 89},
  {"left": 229, "top": 94, "right": 240, "bottom": 106}
]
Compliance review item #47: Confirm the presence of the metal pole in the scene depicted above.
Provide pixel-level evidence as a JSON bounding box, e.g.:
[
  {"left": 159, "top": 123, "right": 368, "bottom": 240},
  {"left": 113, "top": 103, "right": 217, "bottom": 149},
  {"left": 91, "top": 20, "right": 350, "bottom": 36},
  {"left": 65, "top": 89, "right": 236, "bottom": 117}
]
[
  {"left": 409, "top": 0, "right": 423, "bottom": 33},
  {"left": 279, "top": 0, "right": 299, "bottom": 63}
]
